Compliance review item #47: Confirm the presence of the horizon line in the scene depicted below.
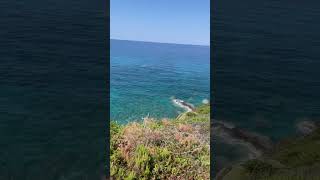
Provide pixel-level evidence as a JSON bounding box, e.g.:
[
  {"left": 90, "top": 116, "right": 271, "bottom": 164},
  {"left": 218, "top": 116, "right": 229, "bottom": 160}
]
[{"left": 110, "top": 38, "right": 210, "bottom": 47}]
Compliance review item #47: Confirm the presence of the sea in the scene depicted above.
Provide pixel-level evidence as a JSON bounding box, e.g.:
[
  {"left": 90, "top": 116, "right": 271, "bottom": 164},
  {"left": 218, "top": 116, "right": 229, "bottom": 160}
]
[
  {"left": 2, "top": 0, "right": 320, "bottom": 178},
  {"left": 0, "top": 0, "right": 107, "bottom": 179},
  {"left": 110, "top": 39, "right": 210, "bottom": 123},
  {"left": 213, "top": 0, "right": 320, "bottom": 172}
]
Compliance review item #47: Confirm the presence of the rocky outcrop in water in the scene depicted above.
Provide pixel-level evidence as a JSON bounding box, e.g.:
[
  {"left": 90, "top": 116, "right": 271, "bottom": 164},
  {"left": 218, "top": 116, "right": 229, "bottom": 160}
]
[{"left": 211, "top": 120, "right": 274, "bottom": 157}]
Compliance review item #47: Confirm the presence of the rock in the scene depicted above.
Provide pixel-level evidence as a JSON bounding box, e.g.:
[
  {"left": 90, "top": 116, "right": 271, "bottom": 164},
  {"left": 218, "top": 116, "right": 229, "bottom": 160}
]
[
  {"left": 296, "top": 120, "right": 318, "bottom": 135},
  {"left": 202, "top": 99, "right": 209, "bottom": 104},
  {"left": 211, "top": 120, "right": 274, "bottom": 153}
]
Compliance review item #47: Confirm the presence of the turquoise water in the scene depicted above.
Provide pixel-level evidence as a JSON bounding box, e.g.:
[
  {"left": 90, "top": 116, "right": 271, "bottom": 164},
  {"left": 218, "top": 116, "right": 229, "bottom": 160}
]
[{"left": 111, "top": 40, "right": 210, "bottom": 123}]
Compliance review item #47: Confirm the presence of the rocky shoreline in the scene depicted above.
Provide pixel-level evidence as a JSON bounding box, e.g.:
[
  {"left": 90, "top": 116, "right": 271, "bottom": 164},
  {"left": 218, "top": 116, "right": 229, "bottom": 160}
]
[
  {"left": 212, "top": 120, "right": 274, "bottom": 160},
  {"left": 213, "top": 119, "right": 320, "bottom": 180}
]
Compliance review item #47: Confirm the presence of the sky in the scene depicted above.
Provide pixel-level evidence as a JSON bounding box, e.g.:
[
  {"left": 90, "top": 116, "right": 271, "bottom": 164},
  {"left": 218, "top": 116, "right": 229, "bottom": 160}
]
[{"left": 111, "top": 0, "right": 210, "bottom": 46}]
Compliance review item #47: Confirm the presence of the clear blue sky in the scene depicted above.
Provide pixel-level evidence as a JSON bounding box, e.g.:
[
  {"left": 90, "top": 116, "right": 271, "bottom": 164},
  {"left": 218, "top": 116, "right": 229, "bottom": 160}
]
[{"left": 111, "top": 0, "right": 210, "bottom": 46}]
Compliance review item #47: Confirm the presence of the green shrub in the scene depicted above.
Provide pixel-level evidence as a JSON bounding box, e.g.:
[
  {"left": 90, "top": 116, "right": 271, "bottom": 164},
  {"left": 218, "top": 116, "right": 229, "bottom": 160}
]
[{"left": 195, "top": 104, "right": 210, "bottom": 114}]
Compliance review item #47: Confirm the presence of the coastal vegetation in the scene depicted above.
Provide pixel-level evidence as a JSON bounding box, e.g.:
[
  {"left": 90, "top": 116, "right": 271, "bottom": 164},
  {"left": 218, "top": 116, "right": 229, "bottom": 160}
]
[
  {"left": 217, "top": 127, "right": 320, "bottom": 180},
  {"left": 110, "top": 104, "right": 210, "bottom": 180}
]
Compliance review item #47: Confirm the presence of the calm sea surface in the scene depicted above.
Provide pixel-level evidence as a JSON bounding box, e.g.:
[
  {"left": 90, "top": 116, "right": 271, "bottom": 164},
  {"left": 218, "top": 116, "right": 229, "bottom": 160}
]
[
  {"left": 2, "top": 0, "right": 320, "bottom": 177},
  {"left": 0, "top": 0, "right": 107, "bottom": 179},
  {"left": 111, "top": 40, "right": 210, "bottom": 123},
  {"left": 213, "top": 0, "right": 320, "bottom": 171}
]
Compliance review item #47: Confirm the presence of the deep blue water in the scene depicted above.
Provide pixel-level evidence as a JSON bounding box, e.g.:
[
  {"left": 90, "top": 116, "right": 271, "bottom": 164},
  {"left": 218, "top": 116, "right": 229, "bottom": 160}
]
[
  {"left": 111, "top": 40, "right": 210, "bottom": 122},
  {"left": 0, "top": 0, "right": 107, "bottom": 179},
  {"left": 213, "top": 0, "right": 320, "bottom": 171}
]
